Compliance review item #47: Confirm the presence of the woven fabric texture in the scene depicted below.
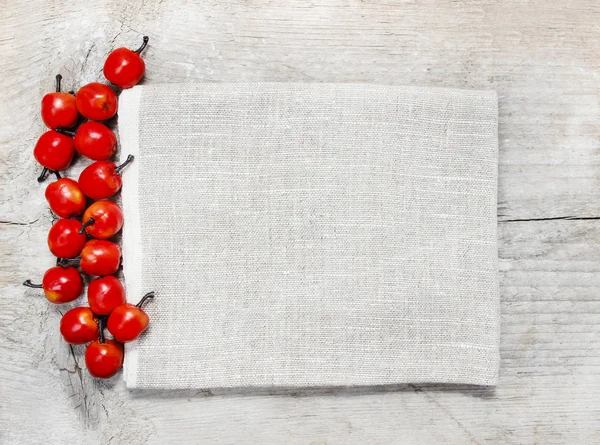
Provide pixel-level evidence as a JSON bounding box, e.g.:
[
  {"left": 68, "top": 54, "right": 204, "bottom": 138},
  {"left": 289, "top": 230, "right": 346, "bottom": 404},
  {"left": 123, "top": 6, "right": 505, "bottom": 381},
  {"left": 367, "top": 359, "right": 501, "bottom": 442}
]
[{"left": 119, "top": 83, "right": 499, "bottom": 389}]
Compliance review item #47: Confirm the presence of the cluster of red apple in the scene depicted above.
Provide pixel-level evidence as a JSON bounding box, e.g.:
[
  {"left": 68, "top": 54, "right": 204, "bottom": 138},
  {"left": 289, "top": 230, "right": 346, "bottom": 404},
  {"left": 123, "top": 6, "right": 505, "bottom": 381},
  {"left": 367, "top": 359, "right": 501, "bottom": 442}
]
[{"left": 23, "top": 36, "right": 153, "bottom": 379}]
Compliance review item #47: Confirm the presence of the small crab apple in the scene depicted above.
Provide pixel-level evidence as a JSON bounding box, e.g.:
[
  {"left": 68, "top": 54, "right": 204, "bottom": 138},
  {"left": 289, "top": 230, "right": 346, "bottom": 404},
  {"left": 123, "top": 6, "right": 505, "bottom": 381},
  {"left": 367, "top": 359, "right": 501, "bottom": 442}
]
[
  {"left": 81, "top": 200, "right": 124, "bottom": 239},
  {"left": 103, "top": 36, "right": 149, "bottom": 89},
  {"left": 76, "top": 83, "right": 118, "bottom": 121},
  {"left": 85, "top": 321, "right": 123, "bottom": 379},
  {"left": 59, "top": 122, "right": 117, "bottom": 160},
  {"left": 47, "top": 218, "right": 87, "bottom": 258},
  {"left": 80, "top": 240, "right": 121, "bottom": 276},
  {"left": 41, "top": 74, "right": 78, "bottom": 129},
  {"left": 59, "top": 239, "right": 121, "bottom": 277},
  {"left": 88, "top": 276, "right": 126, "bottom": 316},
  {"left": 60, "top": 307, "right": 99, "bottom": 344},
  {"left": 107, "top": 292, "right": 154, "bottom": 343},
  {"left": 45, "top": 173, "right": 86, "bottom": 219},
  {"left": 79, "top": 155, "right": 134, "bottom": 199},
  {"left": 23, "top": 266, "right": 83, "bottom": 304},
  {"left": 33, "top": 131, "right": 75, "bottom": 181}
]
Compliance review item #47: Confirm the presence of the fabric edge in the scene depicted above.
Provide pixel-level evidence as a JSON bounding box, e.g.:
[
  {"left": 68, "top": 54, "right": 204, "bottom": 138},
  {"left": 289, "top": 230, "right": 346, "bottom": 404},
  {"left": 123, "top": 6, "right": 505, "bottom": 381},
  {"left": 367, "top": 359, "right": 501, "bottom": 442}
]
[
  {"left": 118, "top": 86, "right": 142, "bottom": 388},
  {"left": 127, "top": 82, "right": 497, "bottom": 95},
  {"left": 491, "top": 90, "right": 501, "bottom": 386}
]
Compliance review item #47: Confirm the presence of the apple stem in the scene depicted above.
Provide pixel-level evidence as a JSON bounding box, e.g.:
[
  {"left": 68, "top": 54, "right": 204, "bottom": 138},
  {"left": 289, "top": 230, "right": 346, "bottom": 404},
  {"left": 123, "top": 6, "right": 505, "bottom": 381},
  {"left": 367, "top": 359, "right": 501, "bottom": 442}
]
[
  {"left": 134, "top": 36, "right": 149, "bottom": 54},
  {"left": 37, "top": 168, "right": 62, "bottom": 182},
  {"left": 55, "top": 74, "right": 62, "bottom": 92},
  {"left": 136, "top": 292, "right": 155, "bottom": 308},
  {"left": 78, "top": 218, "right": 95, "bottom": 234},
  {"left": 55, "top": 128, "right": 76, "bottom": 137},
  {"left": 37, "top": 167, "right": 49, "bottom": 183},
  {"left": 23, "top": 280, "right": 43, "bottom": 289},
  {"left": 114, "top": 155, "right": 134, "bottom": 174},
  {"left": 98, "top": 318, "right": 105, "bottom": 344},
  {"left": 57, "top": 258, "right": 81, "bottom": 267}
]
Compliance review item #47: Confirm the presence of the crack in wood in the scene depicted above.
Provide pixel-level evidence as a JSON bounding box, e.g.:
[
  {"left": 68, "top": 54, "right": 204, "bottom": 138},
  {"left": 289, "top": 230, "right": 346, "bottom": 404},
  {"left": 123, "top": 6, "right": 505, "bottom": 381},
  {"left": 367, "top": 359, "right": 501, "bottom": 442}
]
[
  {"left": 410, "top": 384, "right": 482, "bottom": 445},
  {"left": 0, "top": 218, "right": 40, "bottom": 226},
  {"left": 500, "top": 216, "right": 600, "bottom": 223}
]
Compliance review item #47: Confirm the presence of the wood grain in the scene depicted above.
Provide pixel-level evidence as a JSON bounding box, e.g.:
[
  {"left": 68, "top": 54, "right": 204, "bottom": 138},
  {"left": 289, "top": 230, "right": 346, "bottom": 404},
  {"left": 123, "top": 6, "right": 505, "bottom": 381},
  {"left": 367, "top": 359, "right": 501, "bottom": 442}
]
[{"left": 1, "top": 0, "right": 599, "bottom": 443}]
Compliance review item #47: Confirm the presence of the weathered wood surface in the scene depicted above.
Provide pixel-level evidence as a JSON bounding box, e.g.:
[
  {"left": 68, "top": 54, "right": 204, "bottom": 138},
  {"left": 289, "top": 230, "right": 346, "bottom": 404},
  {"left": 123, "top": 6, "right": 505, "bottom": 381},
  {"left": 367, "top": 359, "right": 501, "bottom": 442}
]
[{"left": 1, "top": 0, "right": 599, "bottom": 443}]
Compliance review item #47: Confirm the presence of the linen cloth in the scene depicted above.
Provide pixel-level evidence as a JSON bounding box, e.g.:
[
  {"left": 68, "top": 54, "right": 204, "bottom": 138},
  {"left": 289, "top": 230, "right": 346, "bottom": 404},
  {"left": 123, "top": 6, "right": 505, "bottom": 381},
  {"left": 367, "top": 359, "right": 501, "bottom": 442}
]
[{"left": 119, "top": 83, "right": 499, "bottom": 389}]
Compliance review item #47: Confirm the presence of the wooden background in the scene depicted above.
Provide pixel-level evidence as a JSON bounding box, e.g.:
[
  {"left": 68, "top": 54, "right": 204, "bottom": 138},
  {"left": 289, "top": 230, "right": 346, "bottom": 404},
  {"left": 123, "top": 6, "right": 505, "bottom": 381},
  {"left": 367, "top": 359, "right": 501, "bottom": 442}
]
[{"left": 1, "top": 0, "right": 599, "bottom": 443}]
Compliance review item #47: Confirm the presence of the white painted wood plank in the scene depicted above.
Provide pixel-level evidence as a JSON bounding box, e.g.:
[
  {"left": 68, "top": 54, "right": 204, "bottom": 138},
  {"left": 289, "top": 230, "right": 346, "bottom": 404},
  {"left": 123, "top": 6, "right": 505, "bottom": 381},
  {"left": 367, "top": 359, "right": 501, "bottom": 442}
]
[{"left": 1, "top": 0, "right": 599, "bottom": 444}]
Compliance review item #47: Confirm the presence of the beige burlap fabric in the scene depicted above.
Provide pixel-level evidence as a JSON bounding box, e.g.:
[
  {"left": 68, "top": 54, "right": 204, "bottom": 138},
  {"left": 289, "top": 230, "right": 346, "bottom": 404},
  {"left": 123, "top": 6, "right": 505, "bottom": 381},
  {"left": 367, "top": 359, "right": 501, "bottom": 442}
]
[{"left": 119, "top": 83, "right": 499, "bottom": 389}]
